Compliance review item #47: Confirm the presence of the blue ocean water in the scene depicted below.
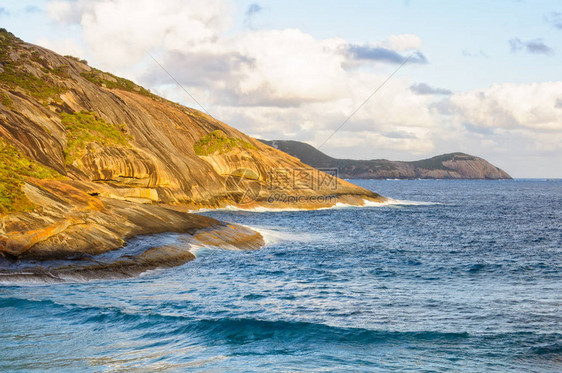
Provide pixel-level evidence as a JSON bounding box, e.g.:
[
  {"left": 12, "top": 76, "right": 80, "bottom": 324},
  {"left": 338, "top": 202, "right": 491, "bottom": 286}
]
[{"left": 1, "top": 179, "right": 561, "bottom": 372}]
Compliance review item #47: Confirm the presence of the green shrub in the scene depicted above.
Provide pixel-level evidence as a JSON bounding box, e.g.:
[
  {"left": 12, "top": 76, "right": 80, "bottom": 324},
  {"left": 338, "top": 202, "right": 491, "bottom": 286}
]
[
  {"left": 193, "top": 130, "right": 256, "bottom": 156},
  {"left": 410, "top": 153, "right": 467, "bottom": 171},
  {"left": 0, "top": 92, "right": 13, "bottom": 109},
  {"left": 0, "top": 64, "right": 65, "bottom": 101},
  {"left": 0, "top": 28, "right": 21, "bottom": 60},
  {"left": 0, "top": 137, "right": 61, "bottom": 215},
  {"left": 64, "top": 55, "right": 88, "bottom": 64},
  {"left": 30, "top": 50, "right": 49, "bottom": 67},
  {"left": 0, "top": 31, "right": 67, "bottom": 102},
  {"left": 81, "top": 68, "right": 152, "bottom": 97},
  {"left": 61, "top": 111, "right": 131, "bottom": 164},
  {"left": 52, "top": 65, "right": 71, "bottom": 78}
]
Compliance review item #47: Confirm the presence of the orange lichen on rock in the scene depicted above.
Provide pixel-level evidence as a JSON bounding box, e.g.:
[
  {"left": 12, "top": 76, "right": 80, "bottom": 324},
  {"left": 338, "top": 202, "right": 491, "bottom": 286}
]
[
  {"left": 30, "top": 179, "right": 105, "bottom": 212},
  {"left": 0, "top": 218, "right": 78, "bottom": 256}
]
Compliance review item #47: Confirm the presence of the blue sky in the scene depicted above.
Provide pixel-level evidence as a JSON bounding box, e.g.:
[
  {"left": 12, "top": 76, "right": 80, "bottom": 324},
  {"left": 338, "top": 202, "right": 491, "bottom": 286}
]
[
  {"left": 1, "top": 0, "right": 561, "bottom": 177},
  {"left": 231, "top": 0, "right": 562, "bottom": 91}
]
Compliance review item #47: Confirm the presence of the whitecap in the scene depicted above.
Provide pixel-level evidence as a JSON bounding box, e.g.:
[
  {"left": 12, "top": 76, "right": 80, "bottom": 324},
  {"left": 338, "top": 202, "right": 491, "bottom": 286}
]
[
  {"left": 362, "top": 198, "right": 442, "bottom": 207},
  {"left": 193, "top": 198, "right": 440, "bottom": 213}
]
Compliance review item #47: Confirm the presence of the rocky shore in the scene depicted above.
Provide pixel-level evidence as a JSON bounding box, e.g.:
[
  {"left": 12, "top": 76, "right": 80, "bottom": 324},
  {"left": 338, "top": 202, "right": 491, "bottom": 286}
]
[{"left": 0, "top": 29, "right": 384, "bottom": 275}]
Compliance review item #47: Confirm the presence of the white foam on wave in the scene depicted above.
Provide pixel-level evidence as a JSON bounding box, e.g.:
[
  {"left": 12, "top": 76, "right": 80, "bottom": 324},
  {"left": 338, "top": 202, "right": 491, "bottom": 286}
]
[
  {"left": 248, "top": 227, "right": 284, "bottom": 246},
  {"left": 187, "top": 243, "right": 217, "bottom": 258},
  {"left": 188, "top": 226, "right": 294, "bottom": 255},
  {"left": 233, "top": 223, "right": 321, "bottom": 246},
  {"left": 311, "top": 198, "right": 441, "bottom": 210},
  {"left": 227, "top": 205, "right": 308, "bottom": 212},
  {"left": 362, "top": 198, "right": 441, "bottom": 207},
  {"left": 0, "top": 270, "right": 106, "bottom": 285},
  {"left": 0, "top": 273, "right": 61, "bottom": 285},
  {"left": 194, "top": 198, "right": 440, "bottom": 213}
]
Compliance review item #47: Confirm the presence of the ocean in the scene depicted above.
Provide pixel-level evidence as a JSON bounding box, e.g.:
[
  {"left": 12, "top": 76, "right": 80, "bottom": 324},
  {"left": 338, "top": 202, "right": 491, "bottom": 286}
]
[{"left": 1, "top": 179, "right": 561, "bottom": 372}]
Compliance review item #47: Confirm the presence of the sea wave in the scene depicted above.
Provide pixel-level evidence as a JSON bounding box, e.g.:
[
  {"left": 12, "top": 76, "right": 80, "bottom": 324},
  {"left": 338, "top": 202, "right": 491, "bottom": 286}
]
[
  {"left": 197, "top": 205, "right": 309, "bottom": 213},
  {"left": 246, "top": 226, "right": 322, "bottom": 246},
  {"left": 195, "top": 198, "right": 440, "bottom": 213},
  {"left": 0, "top": 295, "right": 470, "bottom": 344},
  {"left": 182, "top": 318, "right": 471, "bottom": 345},
  {"left": 362, "top": 198, "right": 442, "bottom": 207},
  {"left": 4, "top": 295, "right": 559, "bottom": 359}
]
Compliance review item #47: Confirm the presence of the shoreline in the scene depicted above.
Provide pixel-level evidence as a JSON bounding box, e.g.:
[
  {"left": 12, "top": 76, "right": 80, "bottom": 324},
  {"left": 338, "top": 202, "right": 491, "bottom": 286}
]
[
  {"left": 0, "top": 223, "right": 264, "bottom": 282},
  {"left": 0, "top": 179, "right": 381, "bottom": 279}
]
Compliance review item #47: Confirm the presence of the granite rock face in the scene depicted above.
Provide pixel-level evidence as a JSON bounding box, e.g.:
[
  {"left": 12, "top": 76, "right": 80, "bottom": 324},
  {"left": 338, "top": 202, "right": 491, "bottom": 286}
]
[{"left": 0, "top": 30, "right": 383, "bottom": 262}]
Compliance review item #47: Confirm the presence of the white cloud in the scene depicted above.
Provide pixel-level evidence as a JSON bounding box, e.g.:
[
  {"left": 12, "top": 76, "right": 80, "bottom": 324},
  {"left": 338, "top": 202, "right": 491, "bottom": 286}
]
[
  {"left": 383, "top": 34, "right": 422, "bottom": 51},
  {"left": 46, "top": 0, "right": 89, "bottom": 24},
  {"left": 444, "top": 82, "right": 562, "bottom": 131},
  {"left": 47, "top": 0, "right": 232, "bottom": 68},
  {"left": 230, "top": 30, "right": 350, "bottom": 103},
  {"left": 35, "top": 37, "right": 85, "bottom": 58},
  {"left": 40, "top": 0, "right": 562, "bottom": 177}
]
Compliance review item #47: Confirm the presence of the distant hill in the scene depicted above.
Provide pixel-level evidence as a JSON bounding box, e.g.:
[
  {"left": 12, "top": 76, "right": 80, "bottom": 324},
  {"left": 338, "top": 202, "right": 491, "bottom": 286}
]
[{"left": 259, "top": 140, "right": 512, "bottom": 179}]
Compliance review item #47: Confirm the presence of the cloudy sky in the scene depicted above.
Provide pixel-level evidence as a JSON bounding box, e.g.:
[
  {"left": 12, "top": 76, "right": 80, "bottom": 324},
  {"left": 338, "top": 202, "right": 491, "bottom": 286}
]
[{"left": 2, "top": 0, "right": 562, "bottom": 177}]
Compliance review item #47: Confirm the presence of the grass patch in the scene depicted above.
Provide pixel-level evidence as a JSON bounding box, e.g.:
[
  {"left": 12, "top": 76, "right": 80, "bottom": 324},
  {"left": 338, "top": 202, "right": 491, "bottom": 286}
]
[
  {"left": 411, "top": 153, "right": 468, "bottom": 171},
  {"left": 1, "top": 92, "right": 13, "bottom": 109},
  {"left": 1, "top": 28, "right": 150, "bottom": 103},
  {"left": 64, "top": 55, "right": 88, "bottom": 64},
  {"left": 30, "top": 50, "right": 49, "bottom": 67},
  {"left": 0, "top": 64, "right": 64, "bottom": 101},
  {"left": 0, "top": 29, "right": 67, "bottom": 103},
  {"left": 62, "top": 111, "right": 131, "bottom": 164},
  {"left": 52, "top": 64, "right": 71, "bottom": 78},
  {"left": 0, "top": 28, "right": 21, "bottom": 60},
  {"left": 0, "top": 137, "right": 61, "bottom": 215},
  {"left": 194, "top": 130, "right": 256, "bottom": 156},
  {"left": 81, "top": 68, "right": 152, "bottom": 97}
]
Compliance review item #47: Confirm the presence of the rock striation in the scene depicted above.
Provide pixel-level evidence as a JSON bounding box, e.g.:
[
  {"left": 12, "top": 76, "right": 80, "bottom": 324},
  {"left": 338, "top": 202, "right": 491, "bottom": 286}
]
[{"left": 0, "top": 29, "right": 383, "bottom": 266}]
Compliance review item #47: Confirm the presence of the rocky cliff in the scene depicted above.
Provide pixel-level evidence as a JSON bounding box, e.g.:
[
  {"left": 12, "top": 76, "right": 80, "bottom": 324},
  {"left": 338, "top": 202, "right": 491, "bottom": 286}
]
[
  {"left": 261, "top": 140, "right": 512, "bottom": 180},
  {"left": 0, "top": 29, "right": 383, "bottom": 265}
]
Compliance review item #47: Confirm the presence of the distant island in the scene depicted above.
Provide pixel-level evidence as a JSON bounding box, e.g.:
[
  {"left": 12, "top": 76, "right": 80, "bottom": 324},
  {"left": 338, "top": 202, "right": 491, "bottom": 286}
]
[{"left": 260, "top": 140, "right": 512, "bottom": 180}]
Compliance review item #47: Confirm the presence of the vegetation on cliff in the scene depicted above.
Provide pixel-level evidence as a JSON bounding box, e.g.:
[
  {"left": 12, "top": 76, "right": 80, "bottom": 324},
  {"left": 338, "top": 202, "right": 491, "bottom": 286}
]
[
  {"left": 0, "top": 28, "right": 66, "bottom": 103},
  {"left": 62, "top": 111, "right": 131, "bottom": 164},
  {"left": 194, "top": 130, "right": 256, "bottom": 156},
  {"left": 0, "top": 28, "right": 20, "bottom": 57},
  {"left": 2, "top": 28, "right": 147, "bottom": 104},
  {"left": 81, "top": 68, "right": 152, "bottom": 97},
  {"left": 0, "top": 138, "right": 61, "bottom": 215},
  {"left": 409, "top": 152, "right": 467, "bottom": 171},
  {"left": 0, "top": 64, "right": 65, "bottom": 102},
  {"left": 0, "top": 29, "right": 382, "bottom": 262},
  {"left": 0, "top": 92, "right": 13, "bottom": 109}
]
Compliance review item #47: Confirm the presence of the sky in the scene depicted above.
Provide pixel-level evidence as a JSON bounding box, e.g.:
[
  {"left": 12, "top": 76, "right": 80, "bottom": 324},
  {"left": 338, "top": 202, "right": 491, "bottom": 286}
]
[{"left": 1, "top": 0, "right": 561, "bottom": 177}]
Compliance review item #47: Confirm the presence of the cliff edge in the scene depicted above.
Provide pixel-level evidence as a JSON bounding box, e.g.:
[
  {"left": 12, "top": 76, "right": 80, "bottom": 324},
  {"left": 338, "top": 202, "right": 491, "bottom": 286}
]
[{"left": 0, "top": 29, "right": 383, "bottom": 263}]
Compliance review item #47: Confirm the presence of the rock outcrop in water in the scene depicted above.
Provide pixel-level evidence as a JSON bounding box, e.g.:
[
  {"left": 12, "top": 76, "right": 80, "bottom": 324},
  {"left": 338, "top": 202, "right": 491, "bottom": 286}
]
[
  {"left": 0, "top": 29, "right": 383, "bottom": 264},
  {"left": 261, "top": 140, "right": 512, "bottom": 179}
]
